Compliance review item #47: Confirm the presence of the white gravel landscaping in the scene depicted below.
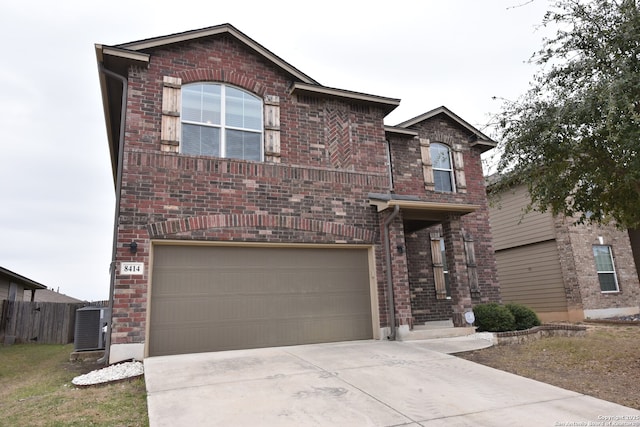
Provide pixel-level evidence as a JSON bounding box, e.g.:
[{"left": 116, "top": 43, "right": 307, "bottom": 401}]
[{"left": 72, "top": 361, "right": 144, "bottom": 386}]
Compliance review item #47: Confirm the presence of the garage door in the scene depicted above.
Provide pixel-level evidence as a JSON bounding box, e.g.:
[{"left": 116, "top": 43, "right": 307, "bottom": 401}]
[{"left": 149, "top": 245, "right": 373, "bottom": 356}]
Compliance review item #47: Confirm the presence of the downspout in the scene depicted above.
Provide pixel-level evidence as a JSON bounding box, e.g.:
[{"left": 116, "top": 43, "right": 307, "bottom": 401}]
[
  {"left": 97, "top": 64, "right": 128, "bottom": 365},
  {"left": 383, "top": 204, "right": 400, "bottom": 340}
]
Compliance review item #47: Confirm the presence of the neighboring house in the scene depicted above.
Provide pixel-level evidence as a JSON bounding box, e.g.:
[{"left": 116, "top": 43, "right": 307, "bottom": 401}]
[
  {"left": 23, "top": 288, "right": 84, "bottom": 304},
  {"left": 1, "top": 269, "right": 83, "bottom": 346},
  {"left": 489, "top": 183, "right": 640, "bottom": 322},
  {"left": 0, "top": 266, "right": 47, "bottom": 302},
  {"left": 95, "top": 24, "right": 500, "bottom": 362}
]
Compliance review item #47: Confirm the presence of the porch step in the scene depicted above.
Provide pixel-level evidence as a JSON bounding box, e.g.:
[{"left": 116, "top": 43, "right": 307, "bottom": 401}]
[
  {"left": 415, "top": 320, "right": 455, "bottom": 329},
  {"left": 397, "top": 321, "right": 476, "bottom": 341}
]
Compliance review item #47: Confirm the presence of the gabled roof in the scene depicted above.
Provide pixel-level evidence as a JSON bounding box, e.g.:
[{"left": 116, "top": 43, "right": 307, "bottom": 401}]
[
  {"left": 23, "top": 288, "right": 84, "bottom": 303},
  {"left": 383, "top": 125, "right": 419, "bottom": 137},
  {"left": 100, "top": 23, "right": 319, "bottom": 85},
  {"left": 0, "top": 266, "right": 47, "bottom": 291},
  {"left": 395, "top": 106, "right": 497, "bottom": 152},
  {"left": 291, "top": 82, "right": 400, "bottom": 115}
]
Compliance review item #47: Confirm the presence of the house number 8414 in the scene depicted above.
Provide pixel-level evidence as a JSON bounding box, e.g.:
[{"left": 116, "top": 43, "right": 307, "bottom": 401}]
[{"left": 121, "top": 262, "right": 144, "bottom": 275}]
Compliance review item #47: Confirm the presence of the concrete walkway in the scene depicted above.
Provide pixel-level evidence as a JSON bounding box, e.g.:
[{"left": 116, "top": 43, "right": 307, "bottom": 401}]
[
  {"left": 404, "top": 332, "right": 496, "bottom": 354},
  {"left": 144, "top": 339, "right": 639, "bottom": 426}
]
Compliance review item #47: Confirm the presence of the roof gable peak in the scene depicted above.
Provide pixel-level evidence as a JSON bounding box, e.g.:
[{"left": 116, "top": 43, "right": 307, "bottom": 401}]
[
  {"left": 112, "top": 23, "right": 319, "bottom": 85},
  {"left": 396, "top": 106, "right": 496, "bottom": 152}
]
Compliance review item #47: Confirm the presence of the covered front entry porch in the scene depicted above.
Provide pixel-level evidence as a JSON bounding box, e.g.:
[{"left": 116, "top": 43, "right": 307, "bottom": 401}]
[{"left": 370, "top": 194, "right": 481, "bottom": 338}]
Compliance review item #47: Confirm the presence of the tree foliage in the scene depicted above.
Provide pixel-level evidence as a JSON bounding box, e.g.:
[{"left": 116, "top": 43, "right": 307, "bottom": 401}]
[{"left": 494, "top": 0, "right": 640, "bottom": 228}]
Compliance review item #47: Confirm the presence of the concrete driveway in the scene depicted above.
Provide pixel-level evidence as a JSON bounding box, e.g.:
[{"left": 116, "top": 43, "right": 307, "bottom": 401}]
[{"left": 144, "top": 339, "right": 640, "bottom": 426}]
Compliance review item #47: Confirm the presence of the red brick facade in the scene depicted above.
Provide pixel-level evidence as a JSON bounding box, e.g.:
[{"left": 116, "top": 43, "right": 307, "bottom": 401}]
[{"left": 97, "top": 25, "right": 500, "bottom": 355}]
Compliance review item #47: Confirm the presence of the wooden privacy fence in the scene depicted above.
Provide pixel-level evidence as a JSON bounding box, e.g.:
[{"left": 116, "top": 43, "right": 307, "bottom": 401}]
[{"left": 0, "top": 300, "right": 84, "bottom": 345}]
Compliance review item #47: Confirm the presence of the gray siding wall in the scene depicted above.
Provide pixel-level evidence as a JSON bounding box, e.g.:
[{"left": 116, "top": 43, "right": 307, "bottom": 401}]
[
  {"left": 490, "top": 184, "right": 556, "bottom": 251},
  {"left": 0, "top": 280, "right": 25, "bottom": 301},
  {"left": 495, "top": 240, "right": 567, "bottom": 313}
]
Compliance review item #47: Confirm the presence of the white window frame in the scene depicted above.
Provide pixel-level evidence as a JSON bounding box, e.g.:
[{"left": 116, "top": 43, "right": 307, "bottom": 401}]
[
  {"left": 593, "top": 245, "right": 620, "bottom": 293},
  {"left": 430, "top": 143, "right": 456, "bottom": 193},
  {"left": 181, "top": 83, "right": 264, "bottom": 161}
]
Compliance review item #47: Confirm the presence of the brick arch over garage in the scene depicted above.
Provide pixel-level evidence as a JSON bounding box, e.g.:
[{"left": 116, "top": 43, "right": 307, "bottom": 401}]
[
  {"left": 147, "top": 214, "right": 376, "bottom": 242},
  {"left": 176, "top": 68, "right": 267, "bottom": 97}
]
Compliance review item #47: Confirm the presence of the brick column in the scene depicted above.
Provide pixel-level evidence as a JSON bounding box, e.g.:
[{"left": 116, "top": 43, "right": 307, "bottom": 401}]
[
  {"left": 442, "top": 215, "right": 473, "bottom": 327},
  {"left": 553, "top": 215, "right": 584, "bottom": 319},
  {"left": 386, "top": 210, "right": 412, "bottom": 329}
]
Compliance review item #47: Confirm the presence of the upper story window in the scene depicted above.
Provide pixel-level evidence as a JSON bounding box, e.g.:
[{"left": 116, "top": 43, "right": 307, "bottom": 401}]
[
  {"left": 430, "top": 143, "right": 454, "bottom": 192},
  {"left": 181, "top": 83, "right": 263, "bottom": 161},
  {"left": 593, "top": 245, "right": 619, "bottom": 292}
]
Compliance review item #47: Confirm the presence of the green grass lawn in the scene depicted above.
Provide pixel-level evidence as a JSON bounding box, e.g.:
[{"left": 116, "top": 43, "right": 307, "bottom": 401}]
[{"left": 0, "top": 344, "right": 148, "bottom": 426}]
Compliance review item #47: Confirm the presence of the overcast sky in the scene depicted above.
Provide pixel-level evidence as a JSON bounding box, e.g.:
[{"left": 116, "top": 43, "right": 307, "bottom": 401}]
[{"left": 0, "top": 0, "right": 552, "bottom": 301}]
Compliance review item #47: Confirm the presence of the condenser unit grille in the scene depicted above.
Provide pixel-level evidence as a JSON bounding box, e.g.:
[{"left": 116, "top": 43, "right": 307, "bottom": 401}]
[{"left": 74, "top": 307, "right": 104, "bottom": 351}]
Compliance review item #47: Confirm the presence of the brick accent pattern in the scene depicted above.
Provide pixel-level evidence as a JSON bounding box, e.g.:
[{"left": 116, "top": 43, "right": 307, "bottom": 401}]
[
  {"left": 326, "top": 104, "right": 353, "bottom": 170},
  {"left": 147, "top": 213, "right": 375, "bottom": 241}
]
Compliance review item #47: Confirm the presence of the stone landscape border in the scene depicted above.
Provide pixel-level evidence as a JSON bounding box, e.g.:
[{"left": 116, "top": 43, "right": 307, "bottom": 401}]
[{"left": 494, "top": 324, "right": 588, "bottom": 345}]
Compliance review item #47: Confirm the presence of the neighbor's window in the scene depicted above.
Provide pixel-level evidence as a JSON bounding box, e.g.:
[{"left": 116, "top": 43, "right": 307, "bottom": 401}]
[
  {"left": 593, "top": 245, "right": 619, "bottom": 292},
  {"left": 181, "top": 83, "right": 263, "bottom": 161},
  {"left": 440, "top": 238, "right": 451, "bottom": 298},
  {"left": 430, "top": 143, "right": 454, "bottom": 192}
]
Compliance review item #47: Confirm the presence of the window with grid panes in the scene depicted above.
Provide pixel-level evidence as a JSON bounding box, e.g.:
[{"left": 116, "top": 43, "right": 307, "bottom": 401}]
[
  {"left": 430, "top": 143, "right": 454, "bottom": 192},
  {"left": 181, "top": 83, "right": 263, "bottom": 161},
  {"left": 593, "top": 245, "right": 619, "bottom": 292}
]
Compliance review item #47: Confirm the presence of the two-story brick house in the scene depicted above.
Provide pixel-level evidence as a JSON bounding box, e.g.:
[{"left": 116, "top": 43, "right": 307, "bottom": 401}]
[{"left": 96, "top": 24, "right": 500, "bottom": 362}]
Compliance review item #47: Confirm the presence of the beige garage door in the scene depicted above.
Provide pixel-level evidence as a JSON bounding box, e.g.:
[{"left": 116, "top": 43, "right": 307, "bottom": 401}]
[{"left": 149, "top": 245, "right": 373, "bottom": 356}]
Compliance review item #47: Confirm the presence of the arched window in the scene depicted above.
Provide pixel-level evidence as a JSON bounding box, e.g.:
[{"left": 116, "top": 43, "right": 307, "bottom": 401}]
[
  {"left": 430, "top": 143, "right": 454, "bottom": 192},
  {"left": 181, "top": 83, "right": 263, "bottom": 161}
]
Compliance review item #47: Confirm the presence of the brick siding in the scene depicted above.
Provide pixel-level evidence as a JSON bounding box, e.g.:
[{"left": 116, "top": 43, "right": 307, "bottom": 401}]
[
  {"left": 108, "top": 31, "right": 499, "bottom": 344},
  {"left": 389, "top": 115, "right": 500, "bottom": 325},
  {"left": 557, "top": 217, "right": 640, "bottom": 313}
]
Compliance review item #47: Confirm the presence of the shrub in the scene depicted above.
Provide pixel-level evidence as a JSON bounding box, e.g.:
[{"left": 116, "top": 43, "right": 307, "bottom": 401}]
[
  {"left": 473, "top": 303, "right": 515, "bottom": 332},
  {"left": 505, "top": 303, "right": 541, "bottom": 330}
]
